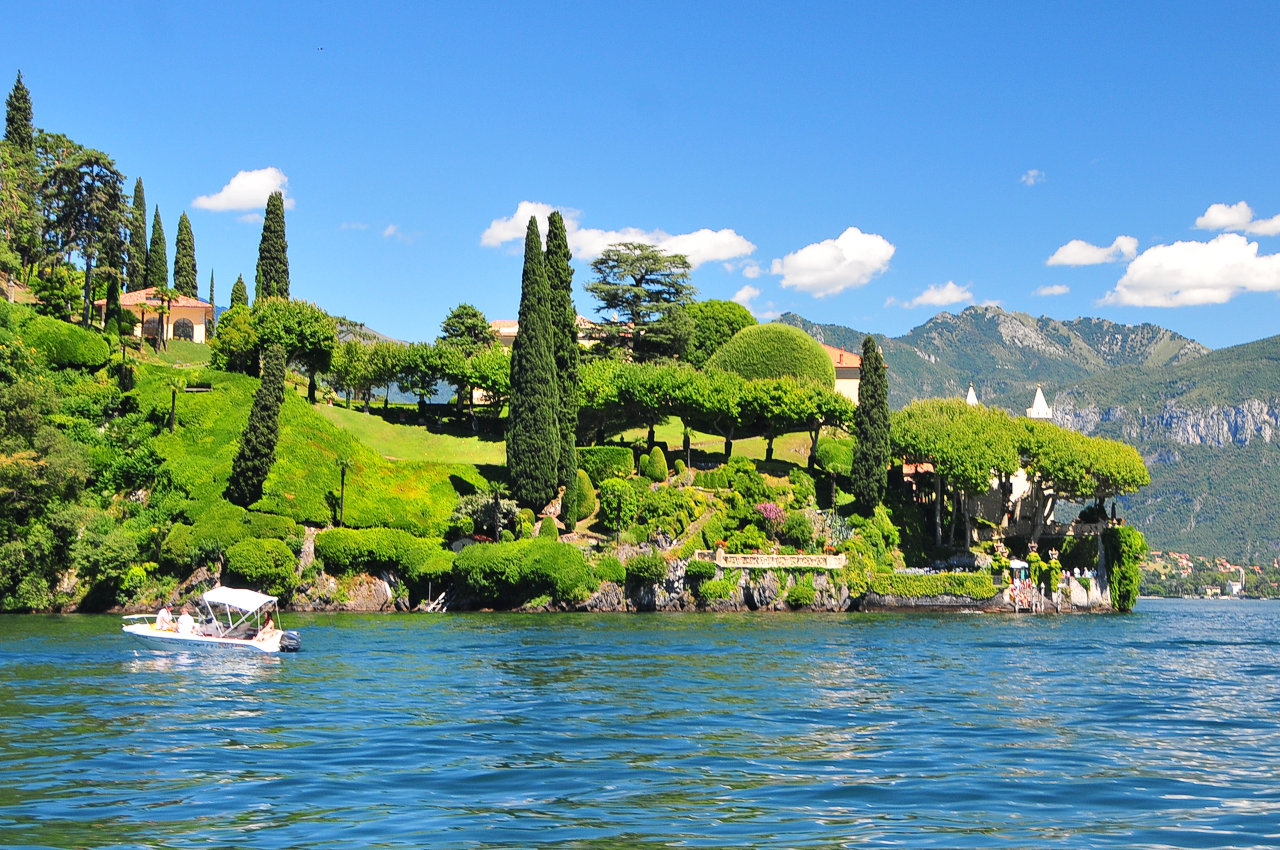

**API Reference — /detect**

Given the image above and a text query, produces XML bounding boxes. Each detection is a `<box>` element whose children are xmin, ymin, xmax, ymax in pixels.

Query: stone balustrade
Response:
<box><xmin>693</xmin><ymin>549</ymin><xmax>847</xmax><ymax>571</ymax></box>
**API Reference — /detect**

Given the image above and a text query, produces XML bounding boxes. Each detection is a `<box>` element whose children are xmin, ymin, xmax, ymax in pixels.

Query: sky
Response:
<box><xmin>5</xmin><ymin>1</ymin><xmax>1280</xmax><ymax>350</ymax></box>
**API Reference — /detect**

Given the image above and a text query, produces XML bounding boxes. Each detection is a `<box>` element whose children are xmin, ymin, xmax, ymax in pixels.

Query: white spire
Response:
<box><xmin>1027</xmin><ymin>385</ymin><xmax>1052</xmax><ymax>419</ymax></box>
<box><xmin>966</xmin><ymin>383</ymin><xmax>978</xmax><ymax>406</ymax></box>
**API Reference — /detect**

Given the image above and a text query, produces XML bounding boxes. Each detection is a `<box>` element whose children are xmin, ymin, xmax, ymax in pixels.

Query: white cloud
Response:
<box><xmin>1021</xmin><ymin>169</ymin><xmax>1045</xmax><ymax>186</ymax></box>
<box><xmin>886</xmin><ymin>281</ymin><xmax>974</xmax><ymax>309</ymax></box>
<box><xmin>731</xmin><ymin>284</ymin><xmax>779</xmax><ymax>319</ymax></box>
<box><xmin>481</xmin><ymin>201</ymin><xmax>755</xmax><ymax>268</ymax></box>
<box><xmin>1102</xmin><ymin>233</ymin><xmax>1280</xmax><ymax>307</ymax></box>
<box><xmin>237</xmin><ymin>213</ymin><xmax>262</xmax><ymax>225</ymax></box>
<box><xmin>1195</xmin><ymin>201</ymin><xmax>1280</xmax><ymax>237</ymax></box>
<box><xmin>741</xmin><ymin>262</ymin><xmax>762</xmax><ymax>279</ymax></box>
<box><xmin>193</xmin><ymin>167</ymin><xmax>295</xmax><ymax>212</ymax></box>
<box><xmin>770</xmin><ymin>226</ymin><xmax>895</xmax><ymax>297</ymax></box>
<box><xmin>382</xmin><ymin>224</ymin><xmax>399</xmax><ymax>238</ymax></box>
<box><xmin>340</xmin><ymin>221</ymin><xmax>369</xmax><ymax>230</ymax></box>
<box><xmin>1046</xmin><ymin>235</ymin><xmax>1138</xmax><ymax>266</ymax></box>
<box><xmin>1035</xmin><ymin>284</ymin><xmax>1070</xmax><ymax>296</ymax></box>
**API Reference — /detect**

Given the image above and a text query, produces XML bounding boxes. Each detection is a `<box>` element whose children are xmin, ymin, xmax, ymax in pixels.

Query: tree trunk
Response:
<box><xmin>683</xmin><ymin>431</ymin><xmax>691</xmax><ymax>467</ymax></box>
<box><xmin>81</xmin><ymin>259</ymin><xmax>94</xmax><ymax>326</ymax></box>
<box><xmin>647</xmin><ymin>424</ymin><xmax>655</xmax><ymax>448</ymax></box>
<box><xmin>383</xmin><ymin>384</ymin><xmax>390</xmax><ymax>411</ymax></box>
<box><xmin>934</xmin><ymin>473</ymin><xmax>943</xmax><ymax>549</ymax></box>
<box><xmin>808</xmin><ymin>428</ymin><xmax>819</xmax><ymax>471</ymax></box>
<box><xmin>307</xmin><ymin>371</ymin><xmax>317</xmax><ymax>404</ymax></box>
<box><xmin>169</xmin><ymin>388</ymin><xmax>176</xmax><ymax>432</ymax></box>
<box><xmin>765</xmin><ymin>436</ymin><xmax>775</xmax><ymax>462</ymax></box>
<box><xmin>949</xmin><ymin>483</ymin><xmax>960</xmax><ymax>546</ymax></box>
<box><xmin>723</xmin><ymin>437</ymin><xmax>733</xmax><ymax>459</ymax></box>
<box><xmin>339</xmin><ymin>467</ymin><xmax>346</xmax><ymax>527</ymax></box>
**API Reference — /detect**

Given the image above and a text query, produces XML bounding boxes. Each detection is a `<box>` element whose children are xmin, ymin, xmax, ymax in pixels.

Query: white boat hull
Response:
<box><xmin>122</xmin><ymin>622</ymin><xmax>282</xmax><ymax>653</ymax></box>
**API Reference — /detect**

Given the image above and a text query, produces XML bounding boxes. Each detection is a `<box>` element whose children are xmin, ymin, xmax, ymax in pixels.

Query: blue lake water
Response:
<box><xmin>2</xmin><ymin>599</ymin><xmax>1279</xmax><ymax>849</ymax></box>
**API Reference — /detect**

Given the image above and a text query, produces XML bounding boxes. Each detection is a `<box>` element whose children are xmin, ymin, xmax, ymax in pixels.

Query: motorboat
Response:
<box><xmin>122</xmin><ymin>586</ymin><xmax>301</xmax><ymax>653</ymax></box>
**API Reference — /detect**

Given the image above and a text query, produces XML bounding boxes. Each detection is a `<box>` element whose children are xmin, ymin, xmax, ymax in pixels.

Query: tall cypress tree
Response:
<box><xmin>172</xmin><ymin>211</ymin><xmax>197</xmax><ymax>297</ymax></box>
<box><xmin>545</xmin><ymin>211</ymin><xmax>580</xmax><ymax>526</ymax></box>
<box><xmin>849</xmin><ymin>335</ymin><xmax>890</xmax><ymax>516</ymax></box>
<box><xmin>230</xmin><ymin>274</ymin><xmax>248</xmax><ymax>308</ymax></box>
<box><xmin>255</xmin><ymin>191</ymin><xmax>290</xmax><ymax>300</ymax></box>
<box><xmin>145</xmin><ymin>207</ymin><xmax>167</xmax><ymax>291</ymax></box>
<box><xmin>4</xmin><ymin>71</ymin><xmax>34</xmax><ymax>152</ymax></box>
<box><xmin>127</xmin><ymin>179</ymin><xmax>147</xmax><ymax>291</ymax></box>
<box><xmin>104</xmin><ymin>276</ymin><xmax>121</xmax><ymax>328</ymax></box>
<box><xmin>207</xmin><ymin>271</ymin><xmax>217</xmax><ymax>336</ymax></box>
<box><xmin>226</xmin><ymin>343</ymin><xmax>287</xmax><ymax>507</ymax></box>
<box><xmin>507</xmin><ymin>217</ymin><xmax>560</xmax><ymax>509</ymax></box>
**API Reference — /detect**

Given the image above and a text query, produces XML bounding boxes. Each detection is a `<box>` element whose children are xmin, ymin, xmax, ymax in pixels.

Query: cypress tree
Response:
<box><xmin>226</xmin><ymin>343</ymin><xmax>287</xmax><ymax>507</ymax></box>
<box><xmin>230</xmin><ymin>274</ymin><xmax>248</xmax><ymax>308</ymax></box>
<box><xmin>545</xmin><ymin>211</ymin><xmax>580</xmax><ymax>526</ymax></box>
<box><xmin>506</xmin><ymin>217</ymin><xmax>560</xmax><ymax>509</ymax></box>
<box><xmin>104</xmin><ymin>276</ymin><xmax>121</xmax><ymax>327</ymax></box>
<box><xmin>255</xmin><ymin>191</ymin><xmax>290</xmax><ymax>300</ymax></box>
<box><xmin>849</xmin><ymin>335</ymin><xmax>890</xmax><ymax>515</ymax></box>
<box><xmin>173</xmin><ymin>211</ymin><xmax>197</xmax><ymax>297</ymax></box>
<box><xmin>4</xmin><ymin>71</ymin><xmax>33</xmax><ymax>152</ymax></box>
<box><xmin>207</xmin><ymin>271</ymin><xmax>217</xmax><ymax>336</ymax></box>
<box><xmin>127</xmin><ymin>179</ymin><xmax>147</xmax><ymax>292</ymax></box>
<box><xmin>145</xmin><ymin>207</ymin><xmax>167</xmax><ymax>291</ymax></box>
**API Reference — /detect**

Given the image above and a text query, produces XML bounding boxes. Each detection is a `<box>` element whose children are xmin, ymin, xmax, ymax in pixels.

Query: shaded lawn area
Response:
<box><xmin>134</xmin><ymin>338</ymin><xmax>211</xmax><ymax>367</ymax></box>
<box><xmin>619</xmin><ymin>420</ymin><xmax>817</xmax><ymax>471</ymax></box>
<box><xmin>141</xmin><ymin>366</ymin><xmax>489</xmax><ymax>537</ymax></box>
<box><xmin>314</xmin><ymin>403</ymin><xmax>508</xmax><ymax>466</ymax></box>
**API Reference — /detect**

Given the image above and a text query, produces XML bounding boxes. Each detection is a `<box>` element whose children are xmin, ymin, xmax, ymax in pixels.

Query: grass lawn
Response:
<box><xmin>315</xmin><ymin>403</ymin><xmax>508</xmax><ymax>466</ymax></box>
<box><xmin>620</xmin><ymin>420</ymin><xmax>815</xmax><ymax>470</ymax></box>
<box><xmin>140</xmin><ymin>365</ymin><xmax>489</xmax><ymax>536</ymax></box>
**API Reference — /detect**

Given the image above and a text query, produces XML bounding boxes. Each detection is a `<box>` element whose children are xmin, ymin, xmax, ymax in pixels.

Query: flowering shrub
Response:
<box><xmin>755</xmin><ymin>502</ymin><xmax>785</xmax><ymax>536</ymax></box>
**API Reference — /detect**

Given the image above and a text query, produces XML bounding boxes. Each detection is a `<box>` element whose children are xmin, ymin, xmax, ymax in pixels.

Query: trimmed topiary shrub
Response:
<box><xmin>223</xmin><ymin>537</ymin><xmax>298</xmax><ymax>598</ymax></box>
<box><xmin>785</xmin><ymin>575</ymin><xmax>816</xmax><ymax>608</ymax></box>
<box><xmin>685</xmin><ymin>558</ymin><xmax>716</xmax><ymax>581</ymax></box>
<box><xmin>573</xmin><ymin>468</ymin><xmax>595</xmax><ymax>522</ymax></box>
<box><xmin>245</xmin><ymin>512</ymin><xmax>297</xmax><ymax>540</ymax></box>
<box><xmin>594</xmin><ymin>555</ymin><xmax>625</xmax><ymax>583</ymax></box>
<box><xmin>1104</xmin><ymin>525</ymin><xmax>1147</xmax><ymax>612</ymax></box>
<box><xmin>577</xmin><ymin>446</ymin><xmax>634</xmax><ymax>483</ymax></box>
<box><xmin>313</xmin><ymin>527</ymin><xmax>453</xmax><ymax>582</ymax></box>
<box><xmin>24</xmin><ymin>316</ymin><xmax>110</xmax><ymax>369</ymax></box>
<box><xmin>706</xmin><ymin>322</ymin><xmax>835</xmax><ymax>387</ymax></box>
<box><xmin>644</xmin><ymin>446</ymin><xmax>668</xmax><ymax>482</ymax></box>
<box><xmin>625</xmin><ymin>553</ymin><xmax>667</xmax><ymax>585</ymax></box>
<box><xmin>539</xmin><ymin>517</ymin><xmax>559</xmax><ymax>539</ymax></box>
<box><xmin>696</xmin><ymin>577</ymin><xmax>735</xmax><ymax>601</ymax></box>
<box><xmin>868</xmin><ymin>572</ymin><xmax>998</xmax><ymax>600</ymax></box>
<box><xmin>454</xmin><ymin>539</ymin><xmax>595</xmax><ymax>607</ymax></box>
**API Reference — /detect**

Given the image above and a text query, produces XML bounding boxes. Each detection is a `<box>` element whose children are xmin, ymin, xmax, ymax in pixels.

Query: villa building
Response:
<box><xmin>820</xmin><ymin>343</ymin><xmax>862</xmax><ymax>404</ymax></box>
<box><xmin>95</xmin><ymin>287</ymin><xmax>215</xmax><ymax>344</ymax></box>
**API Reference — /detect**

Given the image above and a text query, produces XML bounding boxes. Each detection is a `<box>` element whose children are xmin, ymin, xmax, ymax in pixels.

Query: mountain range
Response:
<box><xmin>781</xmin><ymin>306</ymin><xmax>1280</xmax><ymax>565</ymax></box>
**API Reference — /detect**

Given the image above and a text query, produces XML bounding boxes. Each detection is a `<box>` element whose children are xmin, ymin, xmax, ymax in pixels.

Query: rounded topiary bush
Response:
<box><xmin>24</xmin><ymin>316</ymin><xmax>110</xmax><ymax>369</ymax></box>
<box><xmin>539</xmin><ymin>517</ymin><xmax>559</xmax><ymax>539</ymax></box>
<box><xmin>645</xmin><ymin>446</ymin><xmax>668</xmax><ymax>482</ymax></box>
<box><xmin>454</xmin><ymin>539</ymin><xmax>595</xmax><ymax>607</ymax></box>
<box><xmin>223</xmin><ymin>537</ymin><xmax>298</xmax><ymax>597</ymax></box>
<box><xmin>706</xmin><ymin>322</ymin><xmax>835</xmax><ymax>387</ymax></box>
<box><xmin>594</xmin><ymin>555</ymin><xmax>625</xmax><ymax>583</ymax></box>
<box><xmin>573</xmin><ymin>469</ymin><xmax>596</xmax><ymax>522</ymax></box>
<box><xmin>577</xmin><ymin>446</ymin><xmax>634</xmax><ymax>483</ymax></box>
<box><xmin>625</xmin><ymin>553</ymin><xmax>668</xmax><ymax>585</ymax></box>
<box><xmin>685</xmin><ymin>558</ymin><xmax>717</xmax><ymax>581</ymax></box>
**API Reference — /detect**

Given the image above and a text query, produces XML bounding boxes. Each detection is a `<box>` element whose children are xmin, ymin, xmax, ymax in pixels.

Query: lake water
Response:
<box><xmin>2</xmin><ymin>599</ymin><xmax>1278</xmax><ymax>849</ymax></box>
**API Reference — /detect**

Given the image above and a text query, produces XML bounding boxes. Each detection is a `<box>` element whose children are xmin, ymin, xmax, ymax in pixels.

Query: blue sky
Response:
<box><xmin>6</xmin><ymin>1</ymin><xmax>1280</xmax><ymax>349</ymax></box>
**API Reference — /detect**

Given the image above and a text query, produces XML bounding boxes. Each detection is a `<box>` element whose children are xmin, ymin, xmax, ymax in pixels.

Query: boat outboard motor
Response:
<box><xmin>279</xmin><ymin>630</ymin><xmax>302</xmax><ymax>652</ymax></box>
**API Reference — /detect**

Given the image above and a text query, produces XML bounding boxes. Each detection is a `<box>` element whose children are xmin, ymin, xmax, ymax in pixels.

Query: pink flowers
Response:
<box><xmin>755</xmin><ymin>502</ymin><xmax>784</xmax><ymax>535</ymax></box>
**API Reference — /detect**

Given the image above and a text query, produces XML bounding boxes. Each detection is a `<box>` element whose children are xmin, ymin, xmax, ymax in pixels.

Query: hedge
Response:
<box><xmin>625</xmin><ymin>553</ymin><xmax>668</xmax><ymax>585</ymax></box>
<box><xmin>785</xmin><ymin>575</ymin><xmax>816</xmax><ymax>608</ymax></box>
<box><xmin>640</xmin><ymin>446</ymin><xmax>668</xmax><ymax>482</ymax></box>
<box><xmin>313</xmin><ymin>527</ymin><xmax>453</xmax><ymax>581</ymax></box>
<box><xmin>685</xmin><ymin>559</ymin><xmax>717</xmax><ymax>581</ymax></box>
<box><xmin>573</xmin><ymin>468</ymin><xmax>596</xmax><ymax>522</ymax></box>
<box><xmin>705</xmin><ymin>323</ymin><xmax>835</xmax><ymax>387</ymax></box>
<box><xmin>223</xmin><ymin>537</ymin><xmax>298</xmax><ymax>597</ymax></box>
<box><xmin>246</xmin><ymin>512</ymin><xmax>298</xmax><ymax>540</ymax></box>
<box><xmin>868</xmin><ymin>572</ymin><xmax>998</xmax><ymax>600</ymax></box>
<box><xmin>538</xmin><ymin>517</ymin><xmax>559</xmax><ymax>539</ymax></box>
<box><xmin>593</xmin><ymin>555</ymin><xmax>625</xmax><ymax>584</ymax></box>
<box><xmin>696</xmin><ymin>577</ymin><xmax>735</xmax><ymax>601</ymax></box>
<box><xmin>577</xmin><ymin>446</ymin><xmax>634</xmax><ymax>483</ymax></box>
<box><xmin>24</xmin><ymin>316</ymin><xmax>110</xmax><ymax>369</ymax></box>
<box><xmin>453</xmin><ymin>539</ymin><xmax>595</xmax><ymax>607</ymax></box>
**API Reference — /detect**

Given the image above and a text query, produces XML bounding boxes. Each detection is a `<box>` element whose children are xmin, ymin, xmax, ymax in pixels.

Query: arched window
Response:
<box><xmin>173</xmin><ymin>318</ymin><xmax>195</xmax><ymax>341</ymax></box>
<box><xmin>142</xmin><ymin>317</ymin><xmax>160</xmax><ymax>339</ymax></box>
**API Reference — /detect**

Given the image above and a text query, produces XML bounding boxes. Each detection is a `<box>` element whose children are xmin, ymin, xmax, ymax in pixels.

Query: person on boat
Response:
<box><xmin>255</xmin><ymin>614</ymin><xmax>279</xmax><ymax>642</ymax></box>
<box><xmin>176</xmin><ymin>605</ymin><xmax>196</xmax><ymax>635</ymax></box>
<box><xmin>155</xmin><ymin>604</ymin><xmax>174</xmax><ymax>631</ymax></box>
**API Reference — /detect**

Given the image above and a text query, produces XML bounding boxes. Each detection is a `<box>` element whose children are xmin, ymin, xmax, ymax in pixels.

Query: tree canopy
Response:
<box><xmin>706</xmin><ymin>322</ymin><xmax>835</xmax><ymax>387</ymax></box>
<box><xmin>172</xmin><ymin>211</ymin><xmax>197</xmax><ymax>297</ymax></box>
<box><xmin>255</xmin><ymin>191</ymin><xmax>290</xmax><ymax>300</ymax></box>
<box><xmin>685</xmin><ymin>299</ymin><xmax>757</xmax><ymax>368</ymax></box>
<box><xmin>586</xmin><ymin>242</ymin><xmax>695</xmax><ymax>361</ymax></box>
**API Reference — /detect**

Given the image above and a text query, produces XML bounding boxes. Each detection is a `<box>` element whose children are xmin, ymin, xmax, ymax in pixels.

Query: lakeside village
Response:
<box><xmin>0</xmin><ymin>69</ymin><xmax>1172</xmax><ymax>617</ymax></box>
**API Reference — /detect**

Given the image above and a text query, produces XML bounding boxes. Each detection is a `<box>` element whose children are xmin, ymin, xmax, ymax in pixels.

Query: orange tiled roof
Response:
<box><xmin>820</xmin><ymin>342</ymin><xmax>861</xmax><ymax>369</ymax></box>
<box><xmin>93</xmin><ymin>287</ymin><xmax>211</xmax><ymax>309</ymax></box>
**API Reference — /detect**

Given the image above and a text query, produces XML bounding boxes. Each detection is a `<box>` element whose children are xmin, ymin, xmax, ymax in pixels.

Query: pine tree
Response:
<box><xmin>230</xmin><ymin>274</ymin><xmax>248</xmax><ymax>308</ymax></box>
<box><xmin>506</xmin><ymin>217</ymin><xmax>560</xmax><ymax>509</ymax></box>
<box><xmin>226</xmin><ymin>343</ymin><xmax>287</xmax><ymax>507</ymax></box>
<box><xmin>4</xmin><ymin>71</ymin><xmax>34</xmax><ymax>152</ymax></box>
<box><xmin>145</xmin><ymin>207</ymin><xmax>167</xmax><ymax>291</ymax></box>
<box><xmin>172</xmin><ymin>211</ymin><xmax>197</xmax><ymax>297</ymax></box>
<box><xmin>545</xmin><ymin>210</ymin><xmax>580</xmax><ymax>526</ymax></box>
<box><xmin>127</xmin><ymin>179</ymin><xmax>147</xmax><ymax>291</ymax></box>
<box><xmin>255</xmin><ymin>191</ymin><xmax>290</xmax><ymax>300</ymax></box>
<box><xmin>849</xmin><ymin>335</ymin><xmax>890</xmax><ymax>515</ymax></box>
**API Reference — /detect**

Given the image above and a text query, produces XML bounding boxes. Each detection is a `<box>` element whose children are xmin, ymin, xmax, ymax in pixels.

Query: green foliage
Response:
<box><xmin>225</xmin><ymin>343</ymin><xmax>286</xmax><ymax>507</ymax></box>
<box><xmin>24</xmin><ymin>316</ymin><xmax>108</xmax><ymax>368</ymax></box>
<box><xmin>145</xmin><ymin>207</ymin><xmax>167</xmax><ymax>291</ymax></box>
<box><xmin>706</xmin><ymin>322</ymin><xmax>835</xmax><ymax>387</ymax></box>
<box><xmin>127</xmin><ymin>178</ymin><xmax>147</xmax><ymax>292</ymax></box>
<box><xmin>587</xmin><ymin>242</ymin><xmax>695</xmax><ymax>361</ymax></box>
<box><xmin>5</xmin><ymin>71</ymin><xmax>34</xmax><ymax>151</ymax></box>
<box><xmin>223</xmin><ymin>537</ymin><xmax>298</xmax><ymax>598</ymax></box>
<box><xmin>255</xmin><ymin>192</ymin><xmax>290</xmax><ymax>300</ymax></box>
<box><xmin>578</xmin><ymin>446</ymin><xmax>634</xmax><ymax>483</ymax></box>
<box><xmin>696</xmin><ymin>577</ymin><xmax>735</xmax><ymax>601</ymax></box>
<box><xmin>507</xmin><ymin>217</ymin><xmax>560</xmax><ymax>508</ymax></box>
<box><xmin>781</xmin><ymin>511</ymin><xmax>814</xmax><ymax>549</ymax></box>
<box><xmin>230</xmin><ymin>275</ymin><xmax>248</xmax><ymax>309</ymax></box>
<box><xmin>208</xmin><ymin>305</ymin><xmax>258</xmax><ymax>374</ymax></box>
<box><xmin>313</xmin><ymin>527</ymin><xmax>453</xmax><ymax>582</ymax></box>
<box><xmin>593</xmin><ymin>555</ymin><xmax>625</xmax><ymax>584</ymax></box>
<box><xmin>454</xmin><ymin>539</ymin><xmax>595</xmax><ymax>607</ymax></box>
<box><xmin>245</xmin><ymin>512</ymin><xmax>297</xmax><ymax>540</ymax></box>
<box><xmin>785</xmin><ymin>574</ymin><xmax>816</xmax><ymax>608</ymax></box>
<box><xmin>685</xmin><ymin>558</ymin><xmax>717</xmax><ymax>581</ymax></box>
<box><xmin>850</xmin><ymin>335</ymin><xmax>889</xmax><ymax>514</ymax></box>
<box><xmin>725</xmin><ymin>523</ymin><xmax>768</xmax><ymax>554</ymax></box>
<box><xmin>572</xmin><ymin>468</ymin><xmax>596</xmax><ymax>523</ymax></box>
<box><xmin>598</xmin><ymin>477</ymin><xmax>639</xmax><ymax>534</ymax></box>
<box><xmin>789</xmin><ymin>468</ymin><xmax>816</xmax><ymax>506</ymax></box>
<box><xmin>869</xmin><ymin>572</ymin><xmax>999</xmax><ymax>600</ymax></box>
<box><xmin>814</xmin><ymin>435</ymin><xmax>854</xmax><ymax>473</ymax></box>
<box><xmin>1104</xmin><ymin>525</ymin><xmax>1147</xmax><ymax>612</ymax></box>
<box><xmin>685</xmin><ymin>299</ymin><xmax>757</xmax><ymax>368</ymax></box>
<box><xmin>172</xmin><ymin>212</ymin><xmax>197</xmax><ymax>297</ymax></box>
<box><xmin>546</xmin><ymin>211</ymin><xmax>581</xmax><ymax>524</ymax></box>
<box><xmin>538</xmin><ymin>517</ymin><xmax>559</xmax><ymax>539</ymax></box>
<box><xmin>625</xmin><ymin>553</ymin><xmax>667</xmax><ymax>585</ymax></box>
